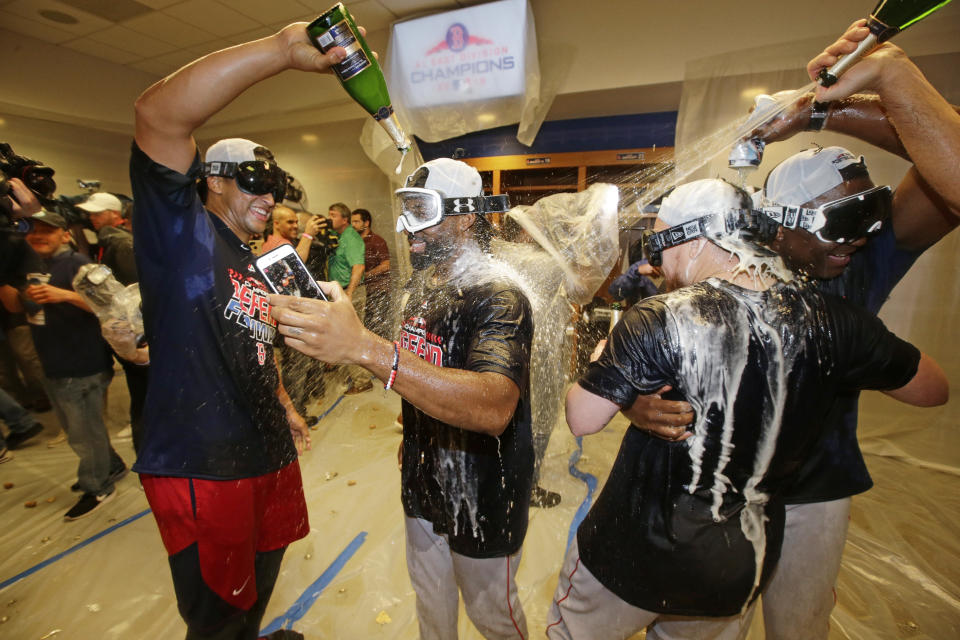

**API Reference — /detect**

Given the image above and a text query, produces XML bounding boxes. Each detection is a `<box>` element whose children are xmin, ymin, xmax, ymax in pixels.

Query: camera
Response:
<box><xmin>0</xmin><ymin>143</ymin><xmax>57</xmax><ymax>222</ymax></box>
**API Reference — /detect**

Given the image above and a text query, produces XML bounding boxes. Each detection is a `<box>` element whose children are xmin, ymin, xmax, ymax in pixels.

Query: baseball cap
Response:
<box><xmin>29</xmin><ymin>208</ymin><xmax>68</xmax><ymax>229</ymax></box>
<box><xmin>404</xmin><ymin>158</ymin><xmax>483</xmax><ymax>198</ymax></box>
<box><xmin>76</xmin><ymin>192</ymin><xmax>122</xmax><ymax>213</ymax></box>
<box><xmin>763</xmin><ymin>146</ymin><xmax>870</xmax><ymax>206</ymax></box>
<box><xmin>204</xmin><ymin>138</ymin><xmax>276</xmax><ymax>165</ymax></box>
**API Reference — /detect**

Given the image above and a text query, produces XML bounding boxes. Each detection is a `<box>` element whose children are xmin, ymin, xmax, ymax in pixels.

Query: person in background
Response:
<box><xmin>1</xmin><ymin>209</ymin><xmax>126</xmax><ymax>520</ymax></box>
<box><xmin>607</xmin><ymin>256</ymin><xmax>659</xmax><ymax>307</ymax></box>
<box><xmin>351</xmin><ymin>208</ymin><xmax>393</xmax><ymax>340</ymax></box>
<box><xmin>0</xmin><ymin>385</ymin><xmax>44</xmax><ymax>462</ymax></box>
<box><xmin>262</xmin><ymin>205</ymin><xmax>326</xmax><ymax>422</ymax></box>
<box><xmin>327</xmin><ymin>201</ymin><xmax>370</xmax><ymax>394</ymax></box>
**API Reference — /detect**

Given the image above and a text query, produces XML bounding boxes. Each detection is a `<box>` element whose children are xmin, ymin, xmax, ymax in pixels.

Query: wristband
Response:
<box><xmin>301</xmin><ymin>233</ymin><xmax>314</xmax><ymax>240</ymax></box>
<box><xmin>807</xmin><ymin>100</ymin><xmax>831</xmax><ymax>131</ymax></box>
<box><xmin>384</xmin><ymin>341</ymin><xmax>400</xmax><ymax>390</ymax></box>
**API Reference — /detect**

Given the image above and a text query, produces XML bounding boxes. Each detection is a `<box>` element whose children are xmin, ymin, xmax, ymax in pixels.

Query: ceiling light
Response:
<box><xmin>301</xmin><ymin>133</ymin><xmax>318</xmax><ymax>143</ymax></box>
<box><xmin>38</xmin><ymin>9</ymin><xmax>80</xmax><ymax>25</ymax></box>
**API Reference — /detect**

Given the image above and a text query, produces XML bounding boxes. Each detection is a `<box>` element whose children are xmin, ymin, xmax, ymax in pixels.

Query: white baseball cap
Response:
<box><xmin>204</xmin><ymin>138</ymin><xmax>275</xmax><ymax>164</ymax></box>
<box><xmin>76</xmin><ymin>192</ymin><xmax>122</xmax><ymax>213</ymax></box>
<box><xmin>763</xmin><ymin>146</ymin><xmax>869</xmax><ymax>206</ymax></box>
<box><xmin>404</xmin><ymin>158</ymin><xmax>483</xmax><ymax>198</ymax></box>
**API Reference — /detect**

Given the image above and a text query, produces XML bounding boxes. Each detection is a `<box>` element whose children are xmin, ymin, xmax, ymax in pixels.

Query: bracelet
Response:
<box><xmin>806</xmin><ymin>100</ymin><xmax>831</xmax><ymax>131</ymax></box>
<box><xmin>301</xmin><ymin>233</ymin><xmax>314</xmax><ymax>240</ymax></box>
<box><xmin>384</xmin><ymin>341</ymin><xmax>400</xmax><ymax>390</ymax></box>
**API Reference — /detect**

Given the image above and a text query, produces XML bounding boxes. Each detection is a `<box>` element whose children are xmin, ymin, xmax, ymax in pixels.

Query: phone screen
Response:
<box><xmin>255</xmin><ymin>245</ymin><xmax>328</xmax><ymax>301</ymax></box>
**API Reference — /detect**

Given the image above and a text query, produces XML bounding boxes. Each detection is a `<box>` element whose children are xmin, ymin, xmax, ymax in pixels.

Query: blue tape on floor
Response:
<box><xmin>566</xmin><ymin>436</ymin><xmax>598</xmax><ymax>553</ymax></box>
<box><xmin>0</xmin><ymin>508</ymin><xmax>151</xmax><ymax>592</ymax></box>
<box><xmin>315</xmin><ymin>394</ymin><xmax>345</xmax><ymax>423</ymax></box>
<box><xmin>261</xmin><ymin>531</ymin><xmax>368</xmax><ymax>634</ymax></box>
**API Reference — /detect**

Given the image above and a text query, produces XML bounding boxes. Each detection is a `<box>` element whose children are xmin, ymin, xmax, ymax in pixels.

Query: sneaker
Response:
<box><xmin>6</xmin><ymin>423</ymin><xmax>44</xmax><ymax>450</ymax></box>
<box><xmin>71</xmin><ymin>464</ymin><xmax>128</xmax><ymax>492</ymax></box>
<box><xmin>64</xmin><ymin>488</ymin><xmax>115</xmax><ymax>521</ymax></box>
<box><xmin>47</xmin><ymin>432</ymin><xmax>67</xmax><ymax>448</ymax></box>
<box><xmin>0</xmin><ymin>447</ymin><xmax>12</xmax><ymax>464</ymax></box>
<box><xmin>530</xmin><ymin>485</ymin><xmax>562</xmax><ymax>509</ymax></box>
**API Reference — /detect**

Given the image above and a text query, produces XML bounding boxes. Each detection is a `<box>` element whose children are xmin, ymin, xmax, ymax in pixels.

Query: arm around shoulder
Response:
<box><xmin>883</xmin><ymin>352</ymin><xmax>948</xmax><ymax>407</ymax></box>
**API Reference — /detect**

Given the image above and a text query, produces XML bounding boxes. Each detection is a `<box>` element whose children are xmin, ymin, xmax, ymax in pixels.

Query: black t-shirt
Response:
<box><xmin>784</xmin><ymin>225</ymin><xmax>922</xmax><ymax>503</ymax></box>
<box><xmin>129</xmin><ymin>142</ymin><xmax>295</xmax><ymax>479</ymax></box>
<box><xmin>576</xmin><ymin>280</ymin><xmax>919</xmax><ymax>616</ymax></box>
<box><xmin>29</xmin><ymin>249</ymin><xmax>113</xmax><ymax>379</ymax></box>
<box><xmin>399</xmin><ymin>272</ymin><xmax>535</xmax><ymax>558</ymax></box>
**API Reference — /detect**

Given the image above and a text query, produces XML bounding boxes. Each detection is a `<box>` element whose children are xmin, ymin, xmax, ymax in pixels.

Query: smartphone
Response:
<box><xmin>255</xmin><ymin>244</ymin><xmax>328</xmax><ymax>300</ymax></box>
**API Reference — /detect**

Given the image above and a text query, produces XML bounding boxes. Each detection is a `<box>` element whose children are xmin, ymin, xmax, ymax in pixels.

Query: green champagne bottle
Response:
<box><xmin>818</xmin><ymin>0</ymin><xmax>954</xmax><ymax>86</ymax></box>
<box><xmin>307</xmin><ymin>3</ymin><xmax>411</xmax><ymax>152</ymax></box>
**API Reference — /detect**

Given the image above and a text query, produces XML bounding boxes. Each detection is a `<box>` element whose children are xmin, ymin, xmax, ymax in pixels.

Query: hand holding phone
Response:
<box><xmin>255</xmin><ymin>244</ymin><xmax>328</xmax><ymax>300</ymax></box>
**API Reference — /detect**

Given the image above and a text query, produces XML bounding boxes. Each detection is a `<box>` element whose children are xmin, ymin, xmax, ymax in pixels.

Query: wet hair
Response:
<box><xmin>352</xmin><ymin>208</ymin><xmax>372</xmax><ymax>229</ymax></box>
<box><xmin>328</xmin><ymin>202</ymin><xmax>351</xmax><ymax>219</ymax></box>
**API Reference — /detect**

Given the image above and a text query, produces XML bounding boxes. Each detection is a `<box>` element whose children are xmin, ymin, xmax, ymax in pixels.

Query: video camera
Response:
<box><xmin>0</xmin><ymin>142</ymin><xmax>57</xmax><ymax>224</ymax></box>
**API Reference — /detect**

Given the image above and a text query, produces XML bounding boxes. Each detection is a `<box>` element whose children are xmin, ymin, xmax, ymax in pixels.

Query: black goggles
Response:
<box><xmin>760</xmin><ymin>185</ymin><xmax>891</xmax><ymax>244</ymax></box>
<box><xmin>641</xmin><ymin>209</ymin><xmax>754</xmax><ymax>267</ymax></box>
<box><xmin>203</xmin><ymin>160</ymin><xmax>288</xmax><ymax>203</ymax></box>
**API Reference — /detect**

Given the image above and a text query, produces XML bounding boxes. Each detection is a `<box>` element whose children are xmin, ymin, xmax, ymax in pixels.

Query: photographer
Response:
<box><xmin>1</xmin><ymin>144</ymin><xmax>49</xmax><ymax>286</ymax></box>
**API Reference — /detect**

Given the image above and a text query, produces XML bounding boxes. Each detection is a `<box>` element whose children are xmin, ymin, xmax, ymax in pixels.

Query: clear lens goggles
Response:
<box><xmin>394</xmin><ymin>187</ymin><xmax>511</xmax><ymax>233</ymax></box>
<box><xmin>761</xmin><ymin>185</ymin><xmax>891</xmax><ymax>244</ymax></box>
<box><xmin>642</xmin><ymin>209</ymin><xmax>753</xmax><ymax>267</ymax></box>
<box><xmin>203</xmin><ymin>160</ymin><xmax>288</xmax><ymax>203</ymax></box>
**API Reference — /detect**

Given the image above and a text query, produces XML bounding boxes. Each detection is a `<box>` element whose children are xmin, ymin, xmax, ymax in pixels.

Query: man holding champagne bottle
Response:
<box><xmin>130</xmin><ymin>21</ymin><xmax>354</xmax><ymax>640</ymax></box>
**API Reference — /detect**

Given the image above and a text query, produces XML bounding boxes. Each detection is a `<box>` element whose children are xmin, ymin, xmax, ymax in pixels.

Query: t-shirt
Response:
<box><xmin>29</xmin><ymin>248</ymin><xmax>112</xmax><ymax>379</ymax></box>
<box><xmin>783</xmin><ymin>225</ymin><xmax>922</xmax><ymax>503</ymax></box>
<box><xmin>96</xmin><ymin>225</ymin><xmax>138</xmax><ymax>286</ymax></box>
<box><xmin>328</xmin><ymin>226</ymin><xmax>365</xmax><ymax>289</ymax></box>
<box><xmin>129</xmin><ymin>142</ymin><xmax>295</xmax><ymax>480</ymax></box>
<box><xmin>398</xmin><ymin>272</ymin><xmax>535</xmax><ymax>558</ymax></box>
<box><xmin>362</xmin><ymin>232</ymin><xmax>391</xmax><ymax>295</ymax></box>
<box><xmin>576</xmin><ymin>280</ymin><xmax>919</xmax><ymax>616</ymax></box>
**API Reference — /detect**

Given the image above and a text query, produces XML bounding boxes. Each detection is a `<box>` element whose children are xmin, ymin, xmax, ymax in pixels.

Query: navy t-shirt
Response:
<box><xmin>783</xmin><ymin>225</ymin><xmax>922</xmax><ymax>503</ymax></box>
<box><xmin>576</xmin><ymin>280</ymin><xmax>919</xmax><ymax>616</ymax></box>
<box><xmin>30</xmin><ymin>249</ymin><xmax>112</xmax><ymax>379</ymax></box>
<box><xmin>399</xmin><ymin>272</ymin><xmax>535</xmax><ymax>558</ymax></box>
<box><xmin>129</xmin><ymin>142</ymin><xmax>295</xmax><ymax>479</ymax></box>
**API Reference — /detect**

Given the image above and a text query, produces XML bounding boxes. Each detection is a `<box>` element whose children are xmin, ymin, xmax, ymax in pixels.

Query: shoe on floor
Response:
<box><xmin>71</xmin><ymin>464</ymin><xmax>128</xmax><ymax>492</ymax></box>
<box><xmin>0</xmin><ymin>447</ymin><xmax>12</xmax><ymax>464</ymax></box>
<box><xmin>259</xmin><ymin>630</ymin><xmax>305</xmax><ymax>639</ymax></box>
<box><xmin>64</xmin><ymin>488</ymin><xmax>115</xmax><ymax>521</ymax></box>
<box><xmin>530</xmin><ymin>484</ymin><xmax>562</xmax><ymax>509</ymax></box>
<box><xmin>47</xmin><ymin>432</ymin><xmax>67</xmax><ymax>448</ymax></box>
<box><xmin>6</xmin><ymin>423</ymin><xmax>43</xmax><ymax>449</ymax></box>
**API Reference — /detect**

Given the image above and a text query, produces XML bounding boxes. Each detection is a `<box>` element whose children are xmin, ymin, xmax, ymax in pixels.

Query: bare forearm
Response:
<box><xmin>367</xmin><ymin>260</ymin><xmax>391</xmax><ymax>277</ymax></box>
<box><xmin>296</xmin><ymin>236</ymin><xmax>313</xmax><ymax>262</ymax></box>
<box><xmin>345</xmin><ymin>265</ymin><xmax>364</xmax><ymax>296</ymax></box>
<box><xmin>823</xmin><ymin>94</ymin><xmax>908</xmax><ymax>159</ymax></box>
<box><xmin>875</xmin><ymin>61</ymin><xmax>960</xmax><ymax>212</ymax></box>
<box><xmin>0</xmin><ymin>286</ymin><xmax>22</xmax><ymax>312</ymax></box>
<box><xmin>354</xmin><ymin>332</ymin><xmax>519</xmax><ymax>436</ymax></box>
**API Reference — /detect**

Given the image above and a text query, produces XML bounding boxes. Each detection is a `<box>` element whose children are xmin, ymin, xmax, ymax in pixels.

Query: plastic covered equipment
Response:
<box><xmin>72</xmin><ymin>263</ymin><xmax>145</xmax><ymax>360</ymax></box>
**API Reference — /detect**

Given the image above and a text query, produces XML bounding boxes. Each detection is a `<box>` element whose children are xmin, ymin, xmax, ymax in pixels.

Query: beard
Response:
<box><xmin>409</xmin><ymin>234</ymin><xmax>456</xmax><ymax>270</ymax></box>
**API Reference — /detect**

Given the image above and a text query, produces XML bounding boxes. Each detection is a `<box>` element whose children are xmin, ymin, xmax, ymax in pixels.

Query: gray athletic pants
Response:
<box><xmin>404</xmin><ymin>516</ymin><xmax>528</xmax><ymax>640</ymax></box>
<box><xmin>761</xmin><ymin>497</ymin><xmax>851</xmax><ymax>640</ymax></box>
<box><xmin>547</xmin><ymin>538</ymin><xmax>755</xmax><ymax>640</ymax></box>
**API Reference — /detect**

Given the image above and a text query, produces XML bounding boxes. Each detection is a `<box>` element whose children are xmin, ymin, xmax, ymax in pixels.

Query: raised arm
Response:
<box><xmin>133</xmin><ymin>24</ymin><xmax>347</xmax><ymax>173</ymax></box>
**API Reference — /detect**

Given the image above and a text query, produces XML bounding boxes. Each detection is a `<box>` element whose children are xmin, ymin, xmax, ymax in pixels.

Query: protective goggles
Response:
<box><xmin>203</xmin><ymin>160</ymin><xmax>288</xmax><ymax>203</ymax></box>
<box><xmin>394</xmin><ymin>187</ymin><xmax>511</xmax><ymax>233</ymax></box>
<box><xmin>759</xmin><ymin>185</ymin><xmax>891</xmax><ymax>244</ymax></box>
<box><xmin>642</xmin><ymin>209</ymin><xmax>754</xmax><ymax>267</ymax></box>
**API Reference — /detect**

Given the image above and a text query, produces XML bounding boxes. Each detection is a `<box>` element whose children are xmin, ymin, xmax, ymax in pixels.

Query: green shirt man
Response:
<box><xmin>326</xmin><ymin>203</ymin><xmax>365</xmax><ymax>295</ymax></box>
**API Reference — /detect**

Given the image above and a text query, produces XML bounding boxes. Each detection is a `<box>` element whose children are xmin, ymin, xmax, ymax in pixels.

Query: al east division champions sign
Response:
<box><xmin>390</xmin><ymin>0</ymin><xmax>527</xmax><ymax>109</ymax></box>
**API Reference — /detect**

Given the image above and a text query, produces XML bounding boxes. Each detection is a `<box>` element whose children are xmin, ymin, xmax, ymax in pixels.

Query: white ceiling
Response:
<box><xmin>1</xmin><ymin>0</ymin><xmax>958</xmax><ymax>139</ymax></box>
<box><xmin>0</xmin><ymin>0</ymin><xmax>480</xmax><ymax>76</ymax></box>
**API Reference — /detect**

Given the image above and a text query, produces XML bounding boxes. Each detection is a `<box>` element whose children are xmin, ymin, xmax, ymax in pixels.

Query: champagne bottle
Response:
<box><xmin>818</xmin><ymin>0</ymin><xmax>954</xmax><ymax>86</ymax></box>
<box><xmin>307</xmin><ymin>3</ymin><xmax>411</xmax><ymax>152</ymax></box>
